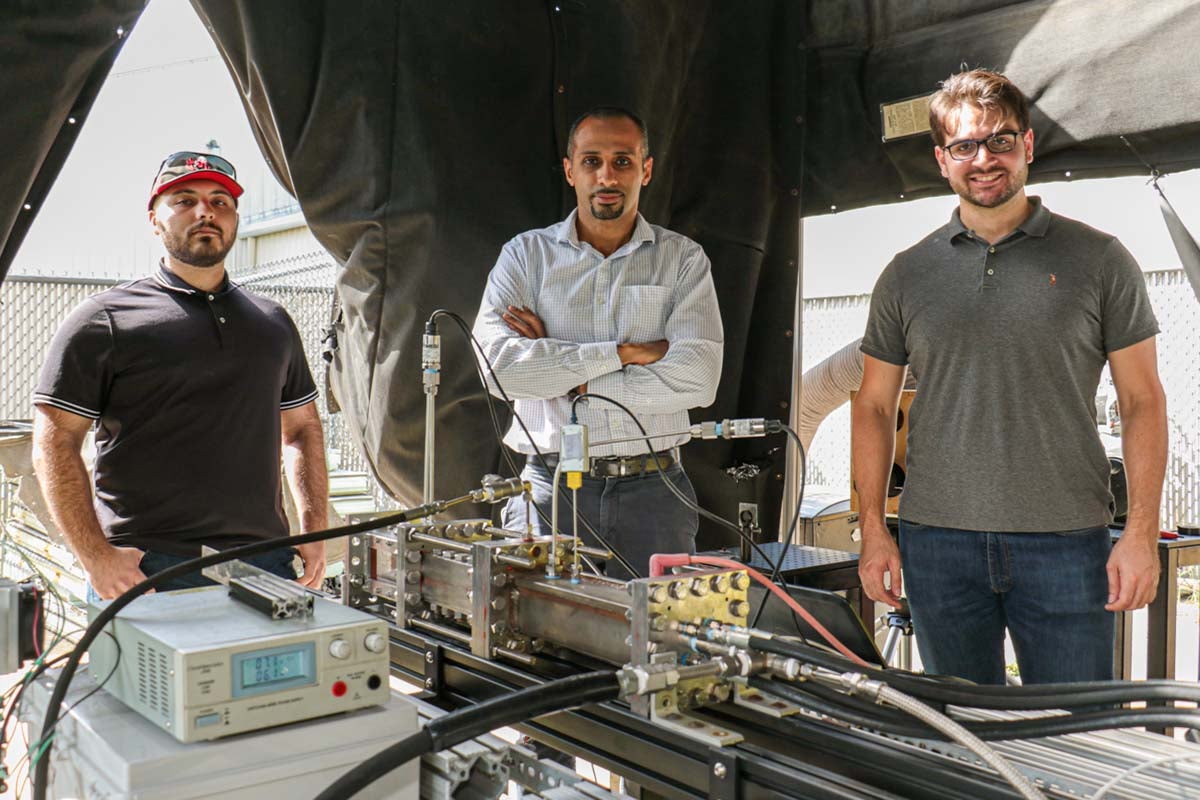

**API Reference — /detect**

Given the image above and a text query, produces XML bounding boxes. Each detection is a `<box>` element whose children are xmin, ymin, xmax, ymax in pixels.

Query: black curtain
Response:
<box><xmin>192</xmin><ymin>0</ymin><xmax>804</xmax><ymax>545</ymax></box>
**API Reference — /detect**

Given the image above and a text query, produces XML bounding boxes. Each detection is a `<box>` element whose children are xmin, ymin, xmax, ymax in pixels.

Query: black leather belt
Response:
<box><xmin>534</xmin><ymin>448</ymin><xmax>679</xmax><ymax>478</ymax></box>
<box><xmin>589</xmin><ymin>448</ymin><xmax>678</xmax><ymax>478</ymax></box>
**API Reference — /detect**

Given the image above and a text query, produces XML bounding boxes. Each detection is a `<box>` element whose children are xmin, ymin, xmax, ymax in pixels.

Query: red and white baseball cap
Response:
<box><xmin>148</xmin><ymin>151</ymin><xmax>244</xmax><ymax>209</ymax></box>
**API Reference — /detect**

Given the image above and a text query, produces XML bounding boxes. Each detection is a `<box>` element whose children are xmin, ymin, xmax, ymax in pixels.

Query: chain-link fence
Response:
<box><xmin>3</xmin><ymin>259</ymin><xmax>1198</xmax><ymax>526</ymax></box>
<box><xmin>0</xmin><ymin>255</ymin><xmax>390</xmax><ymax>510</ymax></box>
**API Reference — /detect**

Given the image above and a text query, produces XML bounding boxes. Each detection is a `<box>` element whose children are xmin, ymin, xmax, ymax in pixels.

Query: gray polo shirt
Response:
<box><xmin>34</xmin><ymin>265</ymin><xmax>318</xmax><ymax>555</ymax></box>
<box><xmin>861</xmin><ymin>197</ymin><xmax>1159</xmax><ymax>532</ymax></box>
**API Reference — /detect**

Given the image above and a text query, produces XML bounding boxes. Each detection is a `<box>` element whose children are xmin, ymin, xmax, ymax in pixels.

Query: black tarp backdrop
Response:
<box><xmin>0</xmin><ymin>0</ymin><xmax>145</xmax><ymax>287</ymax></box>
<box><xmin>5</xmin><ymin>0</ymin><xmax>1200</xmax><ymax>548</ymax></box>
<box><xmin>190</xmin><ymin>0</ymin><xmax>806</xmax><ymax>546</ymax></box>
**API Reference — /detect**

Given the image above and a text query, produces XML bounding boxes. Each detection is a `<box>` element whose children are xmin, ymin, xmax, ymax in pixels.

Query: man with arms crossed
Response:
<box><xmin>474</xmin><ymin>107</ymin><xmax>723</xmax><ymax>579</ymax></box>
<box><xmin>853</xmin><ymin>70</ymin><xmax>1167</xmax><ymax>683</ymax></box>
<box><xmin>33</xmin><ymin>152</ymin><xmax>328</xmax><ymax>599</ymax></box>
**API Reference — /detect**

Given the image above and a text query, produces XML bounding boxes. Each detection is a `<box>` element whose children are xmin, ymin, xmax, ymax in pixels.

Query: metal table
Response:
<box><xmin>1113</xmin><ymin>533</ymin><xmax>1200</xmax><ymax>682</ymax></box>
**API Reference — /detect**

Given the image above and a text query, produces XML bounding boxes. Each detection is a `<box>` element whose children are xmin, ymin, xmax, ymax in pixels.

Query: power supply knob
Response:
<box><xmin>329</xmin><ymin>638</ymin><xmax>352</xmax><ymax>660</ymax></box>
<box><xmin>363</xmin><ymin>633</ymin><xmax>387</xmax><ymax>654</ymax></box>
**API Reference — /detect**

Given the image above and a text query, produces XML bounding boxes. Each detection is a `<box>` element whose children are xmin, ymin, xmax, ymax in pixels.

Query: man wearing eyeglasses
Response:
<box><xmin>852</xmin><ymin>70</ymin><xmax>1167</xmax><ymax>684</ymax></box>
<box><xmin>31</xmin><ymin>152</ymin><xmax>329</xmax><ymax>599</ymax></box>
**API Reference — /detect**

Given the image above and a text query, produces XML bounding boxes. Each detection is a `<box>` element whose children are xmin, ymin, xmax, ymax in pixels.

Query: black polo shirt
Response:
<box><xmin>34</xmin><ymin>264</ymin><xmax>318</xmax><ymax>555</ymax></box>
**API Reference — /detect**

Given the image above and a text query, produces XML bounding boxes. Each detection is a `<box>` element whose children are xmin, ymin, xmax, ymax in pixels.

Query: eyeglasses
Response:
<box><xmin>156</xmin><ymin>151</ymin><xmax>237</xmax><ymax>179</ymax></box>
<box><xmin>941</xmin><ymin>130</ymin><xmax>1024</xmax><ymax>161</ymax></box>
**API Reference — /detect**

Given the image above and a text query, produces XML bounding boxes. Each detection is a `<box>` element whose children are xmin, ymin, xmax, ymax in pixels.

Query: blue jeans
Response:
<box><xmin>87</xmin><ymin>548</ymin><xmax>298</xmax><ymax>602</ymax></box>
<box><xmin>899</xmin><ymin>521</ymin><xmax>1113</xmax><ymax>685</ymax></box>
<box><xmin>503</xmin><ymin>459</ymin><xmax>698</xmax><ymax>580</ymax></box>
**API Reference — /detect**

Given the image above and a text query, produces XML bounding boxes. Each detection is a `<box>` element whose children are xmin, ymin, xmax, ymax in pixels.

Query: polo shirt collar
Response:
<box><xmin>555</xmin><ymin>209</ymin><xmax>657</xmax><ymax>253</ymax></box>
<box><xmin>153</xmin><ymin>261</ymin><xmax>234</xmax><ymax>295</ymax></box>
<box><xmin>946</xmin><ymin>195</ymin><xmax>1050</xmax><ymax>242</ymax></box>
<box><xmin>1017</xmin><ymin>196</ymin><xmax>1050</xmax><ymax>237</ymax></box>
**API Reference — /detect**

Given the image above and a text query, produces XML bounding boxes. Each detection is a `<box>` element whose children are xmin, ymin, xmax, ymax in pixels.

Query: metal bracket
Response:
<box><xmin>708</xmin><ymin>748</ymin><xmax>739</xmax><ymax>800</ymax></box>
<box><xmin>423</xmin><ymin>642</ymin><xmax>444</xmax><ymax>695</ymax></box>
<box><xmin>734</xmin><ymin>684</ymin><xmax>799</xmax><ymax>718</ymax></box>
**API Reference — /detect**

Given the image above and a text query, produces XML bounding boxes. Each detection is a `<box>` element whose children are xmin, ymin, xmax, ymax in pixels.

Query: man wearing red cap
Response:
<box><xmin>31</xmin><ymin>152</ymin><xmax>329</xmax><ymax>599</ymax></box>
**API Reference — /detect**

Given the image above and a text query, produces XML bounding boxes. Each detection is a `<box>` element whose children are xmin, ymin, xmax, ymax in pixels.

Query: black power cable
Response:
<box><xmin>568</xmin><ymin>392</ymin><xmax>778</xmax><ymax>570</ymax></box>
<box><xmin>750</xmin><ymin>424</ymin><xmax>807</xmax><ymax>629</ymax></box>
<box><xmin>314</xmin><ymin>670</ymin><xmax>619</xmax><ymax>800</ymax></box>
<box><xmin>432</xmin><ymin>309</ymin><xmax>639</xmax><ymax>578</ymax></box>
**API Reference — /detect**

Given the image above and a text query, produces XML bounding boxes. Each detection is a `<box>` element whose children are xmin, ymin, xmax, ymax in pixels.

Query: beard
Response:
<box><xmin>952</xmin><ymin>162</ymin><xmax>1027</xmax><ymax>210</ymax></box>
<box><xmin>159</xmin><ymin>221</ymin><xmax>236</xmax><ymax>268</ymax></box>
<box><xmin>589</xmin><ymin>192</ymin><xmax>626</xmax><ymax>220</ymax></box>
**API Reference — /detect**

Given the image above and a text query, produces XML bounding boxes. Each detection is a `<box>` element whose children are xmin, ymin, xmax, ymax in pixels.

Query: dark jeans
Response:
<box><xmin>503</xmin><ymin>459</ymin><xmax>698</xmax><ymax>580</ymax></box>
<box><xmin>899</xmin><ymin>521</ymin><xmax>1114</xmax><ymax>685</ymax></box>
<box><xmin>87</xmin><ymin>547</ymin><xmax>298</xmax><ymax>602</ymax></box>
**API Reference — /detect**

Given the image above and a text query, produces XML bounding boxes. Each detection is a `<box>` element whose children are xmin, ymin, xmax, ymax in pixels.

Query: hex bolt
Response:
<box><xmin>491</xmin><ymin>596</ymin><xmax>508</xmax><ymax>611</ymax></box>
<box><xmin>669</xmin><ymin>581</ymin><xmax>688</xmax><ymax>600</ymax></box>
<box><xmin>690</xmin><ymin>577</ymin><xmax>710</xmax><ymax>596</ymax></box>
<box><xmin>404</xmin><ymin>592</ymin><xmax>422</xmax><ymax>606</ymax></box>
<box><xmin>731</xmin><ymin>573</ymin><xmax>751</xmax><ymax>591</ymax></box>
<box><xmin>350</xmin><ymin>536</ymin><xmax>361</xmax><ymax>546</ymax></box>
<box><xmin>405</xmin><ymin>570</ymin><xmax>421</xmax><ymax>584</ymax></box>
<box><xmin>729</xmin><ymin>600</ymin><xmax>750</xmax><ymax>617</ymax></box>
<box><xmin>649</xmin><ymin>614</ymin><xmax>668</xmax><ymax>632</ymax></box>
<box><xmin>405</xmin><ymin>550</ymin><xmax>421</xmax><ymax>563</ymax></box>
<box><xmin>649</xmin><ymin>585</ymin><xmax>667</xmax><ymax>603</ymax></box>
<box><xmin>425</xmin><ymin>652</ymin><xmax>434</xmax><ymax>664</ymax></box>
<box><xmin>492</xmin><ymin>574</ymin><xmax>508</xmax><ymax>587</ymax></box>
<box><xmin>350</xmin><ymin>556</ymin><xmax>362</xmax><ymax>567</ymax></box>
<box><xmin>710</xmin><ymin>574</ymin><xmax>730</xmax><ymax>593</ymax></box>
<box><xmin>713</xmin><ymin>762</ymin><xmax>727</xmax><ymax>779</ymax></box>
<box><xmin>425</xmin><ymin>678</ymin><xmax>434</xmax><ymax>689</ymax></box>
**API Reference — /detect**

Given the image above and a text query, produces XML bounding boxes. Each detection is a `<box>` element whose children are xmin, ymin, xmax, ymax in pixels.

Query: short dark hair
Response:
<box><xmin>566</xmin><ymin>106</ymin><xmax>650</xmax><ymax>159</ymax></box>
<box><xmin>928</xmin><ymin>69</ymin><xmax>1030</xmax><ymax>146</ymax></box>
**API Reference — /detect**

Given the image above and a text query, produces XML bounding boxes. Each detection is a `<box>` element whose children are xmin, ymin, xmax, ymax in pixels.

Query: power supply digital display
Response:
<box><xmin>231</xmin><ymin>642</ymin><xmax>316</xmax><ymax>697</ymax></box>
<box><xmin>243</xmin><ymin>650</ymin><xmax>304</xmax><ymax>687</ymax></box>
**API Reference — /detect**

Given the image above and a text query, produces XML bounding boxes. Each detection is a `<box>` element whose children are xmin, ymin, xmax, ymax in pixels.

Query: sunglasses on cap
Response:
<box><xmin>149</xmin><ymin>151</ymin><xmax>244</xmax><ymax>209</ymax></box>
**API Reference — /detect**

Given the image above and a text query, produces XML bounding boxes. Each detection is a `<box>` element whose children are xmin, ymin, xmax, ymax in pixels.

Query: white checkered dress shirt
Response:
<box><xmin>473</xmin><ymin>210</ymin><xmax>724</xmax><ymax>458</ymax></box>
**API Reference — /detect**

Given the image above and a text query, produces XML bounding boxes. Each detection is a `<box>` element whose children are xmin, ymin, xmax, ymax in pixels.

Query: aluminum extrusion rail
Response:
<box><xmin>386</xmin><ymin>625</ymin><xmax>1001</xmax><ymax>800</ymax></box>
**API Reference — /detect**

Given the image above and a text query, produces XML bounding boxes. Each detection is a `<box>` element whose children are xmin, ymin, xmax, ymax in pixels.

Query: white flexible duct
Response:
<box><xmin>797</xmin><ymin>338</ymin><xmax>867</xmax><ymax>452</ymax></box>
<box><xmin>797</xmin><ymin>338</ymin><xmax>916</xmax><ymax>451</ymax></box>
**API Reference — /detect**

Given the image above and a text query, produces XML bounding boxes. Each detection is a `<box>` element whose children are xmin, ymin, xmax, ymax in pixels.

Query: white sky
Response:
<box><xmin>13</xmin><ymin>0</ymin><xmax>1200</xmax><ymax>297</ymax></box>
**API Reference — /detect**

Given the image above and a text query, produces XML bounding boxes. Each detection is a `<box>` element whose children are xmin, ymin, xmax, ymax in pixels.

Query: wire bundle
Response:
<box><xmin>747</xmin><ymin>634</ymin><xmax>1200</xmax><ymax>739</ymax></box>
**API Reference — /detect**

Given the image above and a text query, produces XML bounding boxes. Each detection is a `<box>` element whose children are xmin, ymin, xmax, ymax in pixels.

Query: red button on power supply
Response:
<box><xmin>332</xmin><ymin>680</ymin><xmax>348</xmax><ymax>697</ymax></box>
